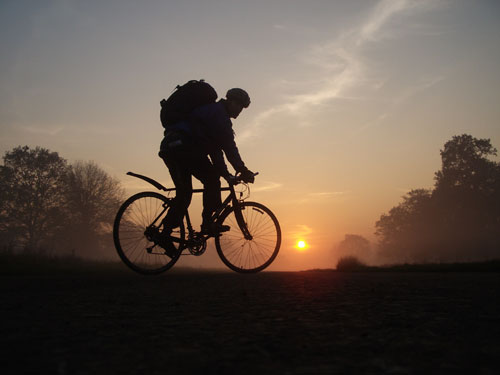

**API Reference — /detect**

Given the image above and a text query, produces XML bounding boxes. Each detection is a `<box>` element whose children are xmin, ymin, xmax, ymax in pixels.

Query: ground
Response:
<box><xmin>2</xmin><ymin>267</ymin><xmax>500</xmax><ymax>374</ymax></box>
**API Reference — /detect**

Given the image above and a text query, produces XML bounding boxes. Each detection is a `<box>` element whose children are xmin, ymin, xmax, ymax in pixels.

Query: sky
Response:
<box><xmin>1</xmin><ymin>0</ymin><xmax>500</xmax><ymax>270</ymax></box>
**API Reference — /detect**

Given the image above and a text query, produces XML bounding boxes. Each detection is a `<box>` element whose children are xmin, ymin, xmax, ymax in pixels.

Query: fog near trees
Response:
<box><xmin>335</xmin><ymin>234</ymin><xmax>373</xmax><ymax>264</ymax></box>
<box><xmin>2</xmin><ymin>134</ymin><xmax>500</xmax><ymax>266</ymax></box>
<box><xmin>336</xmin><ymin>134</ymin><xmax>500</xmax><ymax>265</ymax></box>
<box><xmin>0</xmin><ymin>146</ymin><xmax>124</xmax><ymax>259</ymax></box>
<box><xmin>376</xmin><ymin>134</ymin><xmax>500</xmax><ymax>263</ymax></box>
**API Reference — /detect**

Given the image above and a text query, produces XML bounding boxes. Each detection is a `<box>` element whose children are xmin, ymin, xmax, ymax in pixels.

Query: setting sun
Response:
<box><xmin>296</xmin><ymin>240</ymin><xmax>307</xmax><ymax>250</ymax></box>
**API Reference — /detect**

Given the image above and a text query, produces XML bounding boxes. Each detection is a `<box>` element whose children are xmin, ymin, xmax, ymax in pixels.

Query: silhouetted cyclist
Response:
<box><xmin>158</xmin><ymin>88</ymin><xmax>255</xmax><ymax>255</ymax></box>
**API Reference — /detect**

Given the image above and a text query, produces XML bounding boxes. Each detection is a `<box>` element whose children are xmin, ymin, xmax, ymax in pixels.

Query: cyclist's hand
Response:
<box><xmin>223</xmin><ymin>173</ymin><xmax>238</xmax><ymax>185</ymax></box>
<box><xmin>240</xmin><ymin>168</ymin><xmax>255</xmax><ymax>184</ymax></box>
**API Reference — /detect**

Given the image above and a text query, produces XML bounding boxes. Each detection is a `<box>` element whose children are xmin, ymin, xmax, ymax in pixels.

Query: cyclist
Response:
<box><xmin>158</xmin><ymin>88</ymin><xmax>255</xmax><ymax>255</ymax></box>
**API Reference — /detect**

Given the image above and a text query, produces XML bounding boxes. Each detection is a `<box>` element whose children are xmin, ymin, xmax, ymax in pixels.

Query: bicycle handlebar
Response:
<box><xmin>231</xmin><ymin>171</ymin><xmax>259</xmax><ymax>185</ymax></box>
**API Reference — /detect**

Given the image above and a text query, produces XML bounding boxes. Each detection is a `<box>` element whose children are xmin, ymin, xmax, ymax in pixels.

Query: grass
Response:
<box><xmin>368</xmin><ymin>260</ymin><xmax>500</xmax><ymax>272</ymax></box>
<box><xmin>334</xmin><ymin>256</ymin><xmax>500</xmax><ymax>272</ymax></box>
<box><xmin>0</xmin><ymin>251</ymin><xmax>126</xmax><ymax>275</ymax></box>
<box><xmin>2</xmin><ymin>252</ymin><xmax>500</xmax><ymax>275</ymax></box>
<box><xmin>0</xmin><ymin>251</ymin><xmax>230</xmax><ymax>275</ymax></box>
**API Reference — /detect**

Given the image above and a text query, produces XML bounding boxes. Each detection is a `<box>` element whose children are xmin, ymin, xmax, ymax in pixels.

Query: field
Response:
<box><xmin>2</xmin><ymin>260</ymin><xmax>500</xmax><ymax>374</ymax></box>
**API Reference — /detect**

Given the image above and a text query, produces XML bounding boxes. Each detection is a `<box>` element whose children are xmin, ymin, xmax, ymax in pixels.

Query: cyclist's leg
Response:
<box><xmin>160</xmin><ymin>153</ymin><xmax>193</xmax><ymax>234</ymax></box>
<box><xmin>189</xmin><ymin>155</ymin><xmax>222</xmax><ymax>229</ymax></box>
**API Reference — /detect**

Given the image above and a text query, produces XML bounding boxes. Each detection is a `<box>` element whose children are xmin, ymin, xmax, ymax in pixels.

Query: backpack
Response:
<box><xmin>160</xmin><ymin>79</ymin><xmax>218</xmax><ymax>128</ymax></box>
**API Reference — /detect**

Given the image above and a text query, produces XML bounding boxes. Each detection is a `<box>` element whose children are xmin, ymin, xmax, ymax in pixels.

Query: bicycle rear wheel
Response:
<box><xmin>113</xmin><ymin>191</ymin><xmax>184</xmax><ymax>275</ymax></box>
<box><xmin>215</xmin><ymin>201</ymin><xmax>281</xmax><ymax>273</ymax></box>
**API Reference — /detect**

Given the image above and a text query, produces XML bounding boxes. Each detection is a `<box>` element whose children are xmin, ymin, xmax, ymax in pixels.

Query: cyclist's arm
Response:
<box><xmin>209</xmin><ymin>148</ymin><xmax>231</xmax><ymax>178</ymax></box>
<box><xmin>220</xmin><ymin>131</ymin><xmax>246</xmax><ymax>173</ymax></box>
<box><xmin>209</xmin><ymin>109</ymin><xmax>247</xmax><ymax>174</ymax></box>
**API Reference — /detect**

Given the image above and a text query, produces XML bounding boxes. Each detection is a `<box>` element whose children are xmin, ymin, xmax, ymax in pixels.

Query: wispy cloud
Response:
<box><xmin>393</xmin><ymin>75</ymin><xmax>445</xmax><ymax>105</ymax></box>
<box><xmin>19</xmin><ymin>124</ymin><xmax>118</xmax><ymax>137</ymax></box>
<box><xmin>20</xmin><ymin>125</ymin><xmax>65</xmax><ymax>136</ymax></box>
<box><xmin>357</xmin><ymin>0</ymin><xmax>411</xmax><ymax>44</ymax></box>
<box><xmin>252</xmin><ymin>181</ymin><xmax>283</xmax><ymax>192</ymax></box>
<box><xmin>350</xmin><ymin>75</ymin><xmax>444</xmax><ymax>136</ymax></box>
<box><xmin>353</xmin><ymin>113</ymin><xmax>389</xmax><ymax>136</ymax></box>
<box><xmin>308</xmin><ymin>191</ymin><xmax>345</xmax><ymax>197</ymax></box>
<box><xmin>288</xmin><ymin>224</ymin><xmax>313</xmax><ymax>240</ymax></box>
<box><xmin>240</xmin><ymin>0</ymin><xmax>446</xmax><ymax>142</ymax></box>
<box><xmin>296</xmin><ymin>190</ymin><xmax>347</xmax><ymax>204</ymax></box>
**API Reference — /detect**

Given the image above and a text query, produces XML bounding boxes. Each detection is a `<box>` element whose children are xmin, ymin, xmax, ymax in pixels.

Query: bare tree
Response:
<box><xmin>63</xmin><ymin>161</ymin><xmax>124</xmax><ymax>257</ymax></box>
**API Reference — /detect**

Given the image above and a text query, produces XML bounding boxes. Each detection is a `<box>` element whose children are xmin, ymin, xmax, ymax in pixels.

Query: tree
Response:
<box><xmin>336</xmin><ymin>234</ymin><xmax>372</xmax><ymax>263</ymax></box>
<box><xmin>375</xmin><ymin>134</ymin><xmax>500</xmax><ymax>263</ymax></box>
<box><xmin>435</xmin><ymin>134</ymin><xmax>498</xmax><ymax>192</ymax></box>
<box><xmin>63</xmin><ymin>161</ymin><xmax>124</xmax><ymax>257</ymax></box>
<box><xmin>0</xmin><ymin>146</ymin><xmax>68</xmax><ymax>251</ymax></box>
<box><xmin>375</xmin><ymin>189</ymin><xmax>434</xmax><ymax>262</ymax></box>
<box><xmin>433</xmin><ymin>134</ymin><xmax>500</xmax><ymax>259</ymax></box>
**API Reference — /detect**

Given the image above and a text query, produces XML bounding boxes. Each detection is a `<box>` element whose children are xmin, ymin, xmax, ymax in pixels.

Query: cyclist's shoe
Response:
<box><xmin>156</xmin><ymin>232</ymin><xmax>178</xmax><ymax>258</ymax></box>
<box><xmin>201</xmin><ymin>222</ymin><xmax>231</xmax><ymax>236</ymax></box>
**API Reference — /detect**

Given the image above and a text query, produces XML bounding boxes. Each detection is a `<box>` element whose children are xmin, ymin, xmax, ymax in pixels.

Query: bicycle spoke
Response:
<box><xmin>114</xmin><ymin>192</ymin><xmax>184</xmax><ymax>274</ymax></box>
<box><xmin>215</xmin><ymin>202</ymin><xmax>281</xmax><ymax>273</ymax></box>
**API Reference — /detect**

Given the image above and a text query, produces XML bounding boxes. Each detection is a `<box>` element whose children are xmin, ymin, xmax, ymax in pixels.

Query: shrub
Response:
<box><xmin>336</xmin><ymin>255</ymin><xmax>367</xmax><ymax>271</ymax></box>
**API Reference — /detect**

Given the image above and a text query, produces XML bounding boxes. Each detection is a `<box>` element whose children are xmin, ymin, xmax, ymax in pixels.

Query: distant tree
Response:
<box><xmin>336</xmin><ymin>234</ymin><xmax>371</xmax><ymax>263</ymax></box>
<box><xmin>0</xmin><ymin>146</ymin><xmax>68</xmax><ymax>251</ymax></box>
<box><xmin>63</xmin><ymin>161</ymin><xmax>124</xmax><ymax>257</ymax></box>
<box><xmin>375</xmin><ymin>134</ymin><xmax>500</xmax><ymax>263</ymax></box>
<box><xmin>433</xmin><ymin>134</ymin><xmax>500</xmax><ymax>259</ymax></box>
<box><xmin>375</xmin><ymin>189</ymin><xmax>435</xmax><ymax>262</ymax></box>
<box><xmin>435</xmin><ymin>134</ymin><xmax>498</xmax><ymax>191</ymax></box>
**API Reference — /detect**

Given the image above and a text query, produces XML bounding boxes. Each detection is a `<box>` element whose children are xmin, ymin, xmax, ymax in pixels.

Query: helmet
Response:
<box><xmin>226</xmin><ymin>88</ymin><xmax>251</xmax><ymax>108</ymax></box>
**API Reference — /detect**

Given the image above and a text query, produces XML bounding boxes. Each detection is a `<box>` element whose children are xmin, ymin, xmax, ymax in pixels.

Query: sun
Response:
<box><xmin>296</xmin><ymin>240</ymin><xmax>307</xmax><ymax>250</ymax></box>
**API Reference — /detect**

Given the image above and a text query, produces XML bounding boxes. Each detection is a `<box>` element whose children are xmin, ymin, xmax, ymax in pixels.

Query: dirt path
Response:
<box><xmin>2</xmin><ymin>269</ymin><xmax>500</xmax><ymax>374</ymax></box>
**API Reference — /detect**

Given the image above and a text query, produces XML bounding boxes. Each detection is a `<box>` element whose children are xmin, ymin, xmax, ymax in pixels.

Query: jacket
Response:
<box><xmin>169</xmin><ymin>100</ymin><xmax>246</xmax><ymax>177</ymax></box>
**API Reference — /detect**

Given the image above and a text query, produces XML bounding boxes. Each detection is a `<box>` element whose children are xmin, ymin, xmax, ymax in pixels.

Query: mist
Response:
<box><xmin>2</xmin><ymin>134</ymin><xmax>500</xmax><ymax>270</ymax></box>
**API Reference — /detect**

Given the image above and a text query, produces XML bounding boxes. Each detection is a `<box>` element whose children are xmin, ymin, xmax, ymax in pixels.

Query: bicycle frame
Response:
<box><xmin>115</xmin><ymin>171</ymin><xmax>280</xmax><ymax>274</ymax></box>
<box><xmin>126</xmin><ymin>172</ymin><xmax>252</xmax><ymax>248</ymax></box>
<box><xmin>178</xmin><ymin>184</ymin><xmax>252</xmax><ymax>243</ymax></box>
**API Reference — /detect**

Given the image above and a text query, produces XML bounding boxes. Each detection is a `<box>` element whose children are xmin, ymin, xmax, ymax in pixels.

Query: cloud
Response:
<box><xmin>357</xmin><ymin>0</ymin><xmax>410</xmax><ymax>44</ymax></box>
<box><xmin>308</xmin><ymin>191</ymin><xmax>345</xmax><ymax>197</ymax></box>
<box><xmin>288</xmin><ymin>224</ymin><xmax>313</xmax><ymax>240</ymax></box>
<box><xmin>393</xmin><ymin>76</ymin><xmax>445</xmax><ymax>105</ymax></box>
<box><xmin>353</xmin><ymin>113</ymin><xmax>389</xmax><ymax>136</ymax></box>
<box><xmin>350</xmin><ymin>75</ymin><xmax>444</xmax><ymax>136</ymax></box>
<box><xmin>357</xmin><ymin>0</ymin><xmax>448</xmax><ymax>44</ymax></box>
<box><xmin>295</xmin><ymin>191</ymin><xmax>347</xmax><ymax>204</ymax></box>
<box><xmin>252</xmin><ymin>181</ymin><xmax>283</xmax><ymax>192</ymax></box>
<box><xmin>20</xmin><ymin>123</ymin><xmax>118</xmax><ymax>137</ymax></box>
<box><xmin>240</xmin><ymin>0</ymin><xmax>446</xmax><ymax>142</ymax></box>
<box><xmin>20</xmin><ymin>125</ymin><xmax>65</xmax><ymax>136</ymax></box>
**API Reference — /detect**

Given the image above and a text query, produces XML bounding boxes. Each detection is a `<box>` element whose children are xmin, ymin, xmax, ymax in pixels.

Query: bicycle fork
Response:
<box><xmin>233</xmin><ymin>204</ymin><xmax>253</xmax><ymax>240</ymax></box>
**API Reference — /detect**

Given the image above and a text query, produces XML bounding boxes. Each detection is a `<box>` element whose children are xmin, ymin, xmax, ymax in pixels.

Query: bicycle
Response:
<box><xmin>113</xmin><ymin>171</ymin><xmax>281</xmax><ymax>274</ymax></box>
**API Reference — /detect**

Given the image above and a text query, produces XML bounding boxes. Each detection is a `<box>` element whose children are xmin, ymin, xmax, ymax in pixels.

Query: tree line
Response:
<box><xmin>0</xmin><ymin>146</ymin><xmax>123</xmax><ymax>258</ymax></box>
<box><xmin>3</xmin><ymin>134</ymin><xmax>500</xmax><ymax>264</ymax></box>
<box><xmin>375</xmin><ymin>134</ymin><xmax>500</xmax><ymax>263</ymax></box>
<box><xmin>337</xmin><ymin>134</ymin><xmax>500</xmax><ymax>264</ymax></box>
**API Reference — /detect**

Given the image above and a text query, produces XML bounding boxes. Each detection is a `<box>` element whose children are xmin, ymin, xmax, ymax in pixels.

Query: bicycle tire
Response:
<box><xmin>113</xmin><ymin>191</ymin><xmax>184</xmax><ymax>275</ymax></box>
<box><xmin>215</xmin><ymin>201</ymin><xmax>281</xmax><ymax>273</ymax></box>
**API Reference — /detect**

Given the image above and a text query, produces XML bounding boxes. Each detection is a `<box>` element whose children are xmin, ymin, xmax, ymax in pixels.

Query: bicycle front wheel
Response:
<box><xmin>113</xmin><ymin>191</ymin><xmax>184</xmax><ymax>275</ymax></box>
<box><xmin>215</xmin><ymin>201</ymin><xmax>281</xmax><ymax>273</ymax></box>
